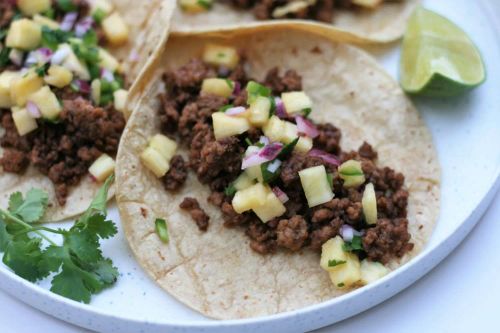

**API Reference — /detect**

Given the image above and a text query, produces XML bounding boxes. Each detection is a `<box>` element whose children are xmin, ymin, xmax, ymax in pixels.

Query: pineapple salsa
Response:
<box><xmin>141</xmin><ymin>44</ymin><xmax>413</xmax><ymax>289</ymax></box>
<box><xmin>0</xmin><ymin>0</ymin><xmax>129</xmax><ymax>205</ymax></box>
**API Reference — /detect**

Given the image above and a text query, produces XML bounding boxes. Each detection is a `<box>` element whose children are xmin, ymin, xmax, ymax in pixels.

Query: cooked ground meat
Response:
<box><xmin>0</xmin><ymin>2</ymin><xmax>15</xmax><ymax>29</ymax></box>
<box><xmin>160</xmin><ymin>58</ymin><xmax>412</xmax><ymax>263</ymax></box>
<box><xmin>1</xmin><ymin>99</ymin><xmax>125</xmax><ymax>205</ymax></box>
<box><xmin>179</xmin><ymin>197</ymin><xmax>210</xmax><ymax>231</ymax></box>
<box><xmin>362</xmin><ymin>218</ymin><xmax>414</xmax><ymax>264</ymax></box>
<box><xmin>162</xmin><ymin>155</ymin><xmax>188</xmax><ymax>191</ymax></box>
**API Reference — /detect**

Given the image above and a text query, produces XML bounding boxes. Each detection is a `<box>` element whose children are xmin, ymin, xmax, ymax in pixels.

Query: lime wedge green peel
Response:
<box><xmin>400</xmin><ymin>7</ymin><xmax>486</xmax><ymax>97</ymax></box>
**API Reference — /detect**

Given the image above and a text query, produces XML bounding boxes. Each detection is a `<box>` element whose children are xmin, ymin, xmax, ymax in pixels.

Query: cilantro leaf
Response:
<box><xmin>8</xmin><ymin>189</ymin><xmax>48</xmax><ymax>223</ymax></box>
<box><xmin>328</xmin><ymin>259</ymin><xmax>347</xmax><ymax>267</ymax></box>
<box><xmin>0</xmin><ymin>47</ymin><xmax>11</xmax><ymax>67</ymax></box>
<box><xmin>246</xmin><ymin>81</ymin><xmax>271</xmax><ymax>104</ymax></box>
<box><xmin>91</xmin><ymin>258</ymin><xmax>118</xmax><ymax>285</ymax></box>
<box><xmin>0</xmin><ymin>220</ymin><xmax>12</xmax><ymax>251</ymax></box>
<box><xmin>65</xmin><ymin>229</ymin><xmax>102</xmax><ymax>263</ymax></box>
<box><xmin>41</xmin><ymin>27</ymin><xmax>73</xmax><ymax>51</ymax></box>
<box><xmin>260</xmin><ymin>162</ymin><xmax>280</xmax><ymax>184</ymax></box>
<box><xmin>342</xmin><ymin>235</ymin><xmax>364</xmax><ymax>252</ymax></box>
<box><xmin>86</xmin><ymin>214</ymin><xmax>117</xmax><ymax>239</ymax></box>
<box><xmin>2</xmin><ymin>238</ymin><xmax>47</xmax><ymax>282</ymax></box>
<box><xmin>277</xmin><ymin>137</ymin><xmax>299</xmax><ymax>159</ymax></box>
<box><xmin>224</xmin><ymin>184</ymin><xmax>237</xmax><ymax>197</ymax></box>
<box><xmin>78</xmin><ymin>175</ymin><xmax>114</xmax><ymax>224</ymax></box>
<box><xmin>50</xmin><ymin>262</ymin><xmax>101</xmax><ymax>303</ymax></box>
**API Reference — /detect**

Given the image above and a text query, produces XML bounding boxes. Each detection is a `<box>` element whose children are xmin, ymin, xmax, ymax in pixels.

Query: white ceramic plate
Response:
<box><xmin>1</xmin><ymin>0</ymin><xmax>499</xmax><ymax>332</ymax></box>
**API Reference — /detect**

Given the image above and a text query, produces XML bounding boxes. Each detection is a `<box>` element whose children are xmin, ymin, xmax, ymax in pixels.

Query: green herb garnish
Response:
<box><xmin>337</xmin><ymin>282</ymin><xmax>345</xmax><ymax>288</ymax></box>
<box><xmin>155</xmin><ymin>218</ymin><xmax>169</xmax><ymax>244</ymax></box>
<box><xmin>244</xmin><ymin>138</ymin><xmax>253</xmax><ymax>146</ymax></box>
<box><xmin>224</xmin><ymin>184</ymin><xmax>237</xmax><ymax>197</ymax></box>
<box><xmin>0</xmin><ymin>29</ymin><xmax>7</xmax><ymax>41</ymax></box>
<box><xmin>260</xmin><ymin>161</ymin><xmax>280</xmax><ymax>184</ymax></box>
<box><xmin>0</xmin><ymin>47</ymin><xmax>11</xmax><ymax>67</ymax></box>
<box><xmin>326</xmin><ymin>172</ymin><xmax>334</xmax><ymax>189</ymax></box>
<box><xmin>56</xmin><ymin>0</ymin><xmax>77</xmax><ymax>12</ymax></box>
<box><xmin>342</xmin><ymin>235</ymin><xmax>364</xmax><ymax>252</ymax></box>
<box><xmin>0</xmin><ymin>176</ymin><xmax>118</xmax><ymax>303</ymax></box>
<box><xmin>218</xmin><ymin>104</ymin><xmax>234</xmax><ymax>113</ymax></box>
<box><xmin>197</xmin><ymin>0</ymin><xmax>213</xmax><ymax>9</ymax></box>
<box><xmin>224</xmin><ymin>79</ymin><xmax>234</xmax><ymax>90</ymax></box>
<box><xmin>35</xmin><ymin>63</ymin><xmax>50</xmax><ymax>77</ymax></box>
<box><xmin>92</xmin><ymin>9</ymin><xmax>107</xmax><ymax>25</ymax></box>
<box><xmin>246</xmin><ymin>81</ymin><xmax>271</xmax><ymax>104</ymax></box>
<box><xmin>277</xmin><ymin>137</ymin><xmax>299</xmax><ymax>159</ymax></box>
<box><xmin>302</xmin><ymin>108</ymin><xmax>312</xmax><ymax>118</ymax></box>
<box><xmin>43</xmin><ymin>8</ymin><xmax>56</xmax><ymax>19</ymax></box>
<box><xmin>82</xmin><ymin>30</ymin><xmax>98</xmax><ymax>46</ymax></box>
<box><xmin>328</xmin><ymin>259</ymin><xmax>346</xmax><ymax>267</ymax></box>
<box><xmin>41</xmin><ymin>27</ymin><xmax>73</xmax><ymax>51</ymax></box>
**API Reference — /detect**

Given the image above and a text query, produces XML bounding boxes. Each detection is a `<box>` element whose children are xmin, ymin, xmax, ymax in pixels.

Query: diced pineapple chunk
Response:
<box><xmin>252</xmin><ymin>189</ymin><xmax>286</xmax><ymax>223</ymax></box>
<box><xmin>180</xmin><ymin>0</ymin><xmax>213</xmax><ymax>13</ymax></box>
<box><xmin>329</xmin><ymin>252</ymin><xmax>361</xmax><ymax>289</ymax></box>
<box><xmin>33</xmin><ymin>14</ymin><xmax>60</xmax><ymax>30</ymax></box>
<box><xmin>17</xmin><ymin>0</ymin><xmax>51</xmax><ymax>16</ymax></box>
<box><xmin>203</xmin><ymin>44</ymin><xmax>239</xmax><ymax>69</ymax></box>
<box><xmin>99</xmin><ymin>48</ymin><xmax>120</xmax><ymax>72</ymax></box>
<box><xmin>362</xmin><ymin>183</ymin><xmax>377</xmax><ymax>225</ymax></box>
<box><xmin>10</xmin><ymin>71</ymin><xmax>44</xmax><ymax>107</ymax></box>
<box><xmin>140</xmin><ymin>147</ymin><xmax>169</xmax><ymax>178</ymax></box>
<box><xmin>0</xmin><ymin>71</ymin><xmax>20</xmax><ymax>108</ymax></box>
<box><xmin>59</xmin><ymin>44</ymin><xmax>91</xmax><ymax>80</ymax></box>
<box><xmin>360</xmin><ymin>260</ymin><xmax>389</xmax><ymax>285</ymax></box>
<box><xmin>89</xmin><ymin>154</ymin><xmax>115</xmax><ymax>182</ymax></box>
<box><xmin>6</xmin><ymin>19</ymin><xmax>42</xmax><ymax>51</ymax></box>
<box><xmin>244</xmin><ymin>146</ymin><xmax>264</xmax><ymax>182</ymax></box>
<box><xmin>320</xmin><ymin>236</ymin><xmax>348</xmax><ymax>272</ymax></box>
<box><xmin>299</xmin><ymin>165</ymin><xmax>334</xmax><ymax>207</ymax></box>
<box><xmin>262</xmin><ymin>116</ymin><xmax>285</xmax><ymax>142</ymax></box>
<box><xmin>201</xmin><ymin>78</ymin><xmax>234</xmax><ymax>98</ymax></box>
<box><xmin>12</xmin><ymin>107</ymin><xmax>38</xmax><ymax>136</ymax></box>
<box><xmin>212</xmin><ymin>112</ymin><xmax>250</xmax><ymax>140</ymax></box>
<box><xmin>281</xmin><ymin>91</ymin><xmax>313</xmax><ymax>114</ymax></box>
<box><xmin>113</xmin><ymin>89</ymin><xmax>128</xmax><ymax>112</ymax></box>
<box><xmin>281</xmin><ymin>121</ymin><xmax>298</xmax><ymax>144</ymax></box>
<box><xmin>44</xmin><ymin>65</ymin><xmax>73</xmax><ymax>88</ymax></box>
<box><xmin>296</xmin><ymin>136</ymin><xmax>313</xmax><ymax>153</ymax></box>
<box><xmin>338</xmin><ymin>160</ymin><xmax>366</xmax><ymax>188</ymax></box>
<box><xmin>29</xmin><ymin>86</ymin><xmax>62</xmax><ymax>120</ymax></box>
<box><xmin>102</xmin><ymin>13</ymin><xmax>129</xmax><ymax>46</ymax></box>
<box><xmin>91</xmin><ymin>79</ymin><xmax>101</xmax><ymax>105</ymax></box>
<box><xmin>232</xmin><ymin>183</ymin><xmax>268</xmax><ymax>214</ymax></box>
<box><xmin>233</xmin><ymin>173</ymin><xmax>255</xmax><ymax>191</ymax></box>
<box><xmin>352</xmin><ymin>0</ymin><xmax>383</xmax><ymax>9</ymax></box>
<box><xmin>149</xmin><ymin>134</ymin><xmax>177</xmax><ymax>161</ymax></box>
<box><xmin>248</xmin><ymin>96</ymin><xmax>271</xmax><ymax>127</ymax></box>
<box><xmin>91</xmin><ymin>0</ymin><xmax>114</xmax><ymax>15</ymax></box>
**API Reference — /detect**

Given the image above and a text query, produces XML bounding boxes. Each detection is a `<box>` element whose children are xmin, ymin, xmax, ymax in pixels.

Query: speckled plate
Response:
<box><xmin>0</xmin><ymin>0</ymin><xmax>499</xmax><ymax>332</ymax></box>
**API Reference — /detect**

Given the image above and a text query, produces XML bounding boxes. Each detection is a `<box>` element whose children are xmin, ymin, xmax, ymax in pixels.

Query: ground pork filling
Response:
<box><xmin>0</xmin><ymin>0</ymin><xmax>126</xmax><ymax>205</ymax></box>
<box><xmin>158</xmin><ymin>58</ymin><xmax>413</xmax><ymax>265</ymax></box>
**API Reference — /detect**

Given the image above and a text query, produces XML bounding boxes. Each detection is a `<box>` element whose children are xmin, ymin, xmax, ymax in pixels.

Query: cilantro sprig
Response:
<box><xmin>0</xmin><ymin>176</ymin><xmax>118</xmax><ymax>303</ymax></box>
<box><xmin>342</xmin><ymin>235</ymin><xmax>364</xmax><ymax>252</ymax></box>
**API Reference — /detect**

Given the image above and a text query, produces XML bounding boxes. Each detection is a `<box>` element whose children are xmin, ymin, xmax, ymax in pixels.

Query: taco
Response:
<box><xmin>172</xmin><ymin>0</ymin><xmax>420</xmax><ymax>43</ymax></box>
<box><xmin>116</xmin><ymin>26</ymin><xmax>440</xmax><ymax>319</ymax></box>
<box><xmin>0</xmin><ymin>0</ymin><xmax>174</xmax><ymax>221</ymax></box>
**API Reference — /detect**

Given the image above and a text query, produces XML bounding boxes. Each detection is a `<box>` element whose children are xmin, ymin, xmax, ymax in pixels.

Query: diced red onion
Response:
<box><xmin>340</xmin><ymin>224</ymin><xmax>364</xmax><ymax>242</ymax></box>
<box><xmin>38</xmin><ymin>47</ymin><xmax>53</xmax><ymax>59</ymax></box>
<box><xmin>26</xmin><ymin>48</ymin><xmax>53</xmax><ymax>67</ymax></box>
<box><xmin>60</xmin><ymin>12</ymin><xmax>78</xmax><ymax>31</ymax></box>
<box><xmin>232</xmin><ymin>81</ymin><xmax>241</xmax><ymax>96</ymax></box>
<box><xmin>266</xmin><ymin>159</ymin><xmax>282</xmax><ymax>173</ymax></box>
<box><xmin>9</xmin><ymin>49</ymin><xmax>24</xmax><ymax>66</ymax></box>
<box><xmin>272</xmin><ymin>186</ymin><xmax>289</xmax><ymax>204</ymax></box>
<box><xmin>295</xmin><ymin>115</ymin><xmax>319</xmax><ymax>138</ymax></box>
<box><xmin>259</xmin><ymin>136</ymin><xmax>270</xmax><ymax>146</ymax></box>
<box><xmin>72</xmin><ymin>79</ymin><xmax>91</xmax><ymax>94</ymax></box>
<box><xmin>308</xmin><ymin>149</ymin><xmax>340</xmax><ymax>166</ymax></box>
<box><xmin>128</xmin><ymin>50</ymin><xmax>140</xmax><ymax>62</ymax></box>
<box><xmin>24</xmin><ymin>51</ymin><xmax>38</xmax><ymax>67</ymax></box>
<box><xmin>75</xmin><ymin>16</ymin><xmax>94</xmax><ymax>37</ymax></box>
<box><xmin>51</xmin><ymin>48</ymin><xmax>70</xmax><ymax>65</ymax></box>
<box><xmin>274</xmin><ymin>97</ymin><xmax>288</xmax><ymax>119</ymax></box>
<box><xmin>101</xmin><ymin>68</ymin><xmax>115</xmax><ymax>82</ymax></box>
<box><xmin>225</xmin><ymin>106</ymin><xmax>246</xmax><ymax>116</ymax></box>
<box><xmin>26</xmin><ymin>102</ymin><xmax>41</xmax><ymax>119</ymax></box>
<box><xmin>241</xmin><ymin>142</ymin><xmax>284</xmax><ymax>170</ymax></box>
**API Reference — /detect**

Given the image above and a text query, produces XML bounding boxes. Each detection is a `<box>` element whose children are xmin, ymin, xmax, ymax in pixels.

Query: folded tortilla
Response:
<box><xmin>172</xmin><ymin>0</ymin><xmax>420</xmax><ymax>43</ymax></box>
<box><xmin>116</xmin><ymin>26</ymin><xmax>440</xmax><ymax>319</ymax></box>
<box><xmin>0</xmin><ymin>0</ymin><xmax>175</xmax><ymax>222</ymax></box>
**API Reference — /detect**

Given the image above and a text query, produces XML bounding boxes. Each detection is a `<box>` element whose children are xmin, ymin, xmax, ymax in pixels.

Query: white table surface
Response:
<box><xmin>0</xmin><ymin>190</ymin><xmax>498</xmax><ymax>333</ymax></box>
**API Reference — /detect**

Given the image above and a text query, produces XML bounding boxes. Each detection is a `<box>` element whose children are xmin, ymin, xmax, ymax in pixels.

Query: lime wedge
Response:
<box><xmin>400</xmin><ymin>7</ymin><xmax>486</xmax><ymax>97</ymax></box>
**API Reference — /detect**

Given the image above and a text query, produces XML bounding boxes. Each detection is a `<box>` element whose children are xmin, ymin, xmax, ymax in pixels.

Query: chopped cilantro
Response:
<box><xmin>328</xmin><ymin>259</ymin><xmax>347</xmax><ymax>267</ymax></box>
<box><xmin>92</xmin><ymin>9</ymin><xmax>107</xmax><ymax>25</ymax></box>
<box><xmin>56</xmin><ymin>0</ymin><xmax>77</xmax><ymax>12</ymax></box>
<box><xmin>216</xmin><ymin>52</ymin><xmax>225</xmax><ymax>59</ymax></box>
<box><xmin>246</xmin><ymin>81</ymin><xmax>271</xmax><ymax>104</ymax></box>
<box><xmin>302</xmin><ymin>108</ymin><xmax>312</xmax><ymax>118</ymax></box>
<box><xmin>71</xmin><ymin>42</ymin><xmax>99</xmax><ymax>64</ymax></box>
<box><xmin>0</xmin><ymin>29</ymin><xmax>7</xmax><ymax>41</ymax></box>
<box><xmin>43</xmin><ymin>8</ymin><xmax>56</xmax><ymax>19</ymax></box>
<box><xmin>260</xmin><ymin>162</ymin><xmax>280</xmax><ymax>184</ymax></box>
<box><xmin>155</xmin><ymin>218</ymin><xmax>169</xmax><ymax>244</ymax></box>
<box><xmin>0</xmin><ymin>176</ymin><xmax>118</xmax><ymax>303</ymax></box>
<box><xmin>326</xmin><ymin>172</ymin><xmax>334</xmax><ymax>188</ymax></box>
<box><xmin>269</xmin><ymin>96</ymin><xmax>276</xmax><ymax>118</ymax></box>
<box><xmin>244</xmin><ymin>138</ymin><xmax>253</xmax><ymax>146</ymax></box>
<box><xmin>277</xmin><ymin>137</ymin><xmax>299</xmax><ymax>159</ymax></box>
<box><xmin>0</xmin><ymin>47</ymin><xmax>11</xmax><ymax>67</ymax></box>
<box><xmin>224</xmin><ymin>184</ymin><xmax>237</xmax><ymax>197</ymax></box>
<box><xmin>99</xmin><ymin>93</ymin><xmax>113</xmax><ymax>106</ymax></box>
<box><xmin>197</xmin><ymin>0</ymin><xmax>213</xmax><ymax>9</ymax></box>
<box><xmin>89</xmin><ymin>63</ymin><xmax>101</xmax><ymax>80</ymax></box>
<box><xmin>82</xmin><ymin>30</ymin><xmax>98</xmax><ymax>46</ymax></box>
<box><xmin>35</xmin><ymin>63</ymin><xmax>50</xmax><ymax>77</ymax></box>
<box><xmin>337</xmin><ymin>282</ymin><xmax>345</xmax><ymax>288</ymax></box>
<box><xmin>41</xmin><ymin>27</ymin><xmax>73</xmax><ymax>51</ymax></box>
<box><xmin>342</xmin><ymin>235</ymin><xmax>364</xmax><ymax>252</ymax></box>
<box><xmin>218</xmin><ymin>104</ymin><xmax>234</xmax><ymax>113</ymax></box>
<box><xmin>224</xmin><ymin>79</ymin><xmax>234</xmax><ymax>90</ymax></box>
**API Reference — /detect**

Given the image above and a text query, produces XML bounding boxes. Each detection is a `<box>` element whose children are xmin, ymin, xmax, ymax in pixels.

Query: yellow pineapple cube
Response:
<box><xmin>281</xmin><ymin>121</ymin><xmax>298</xmax><ymax>144</ymax></box>
<box><xmin>102</xmin><ymin>13</ymin><xmax>129</xmax><ymax>46</ymax></box>
<box><xmin>248</xmin><ymin>96</ymin><xmax>271</xmax><ymax>127</ymax></box>
<box><xmin>212</xmin><ymin>112</ymin><xmax>250</xmax><ymax>140</ymax></box>
<box><xmin>202</xmin><ymin>44</ymin><xmax>239</xmax><ymax>69</ymax></box>
<box><xmin>28</xmin><ymin>86</ymin><xmax>62</xmax><ymax>120</ymax></box>
<box><xmin>281</xmin><ymin>91</ymin><xmax>313</xmax><ymax>114</ymax></box>
<box><xmin>89</xmin><ymin>154</ymin><xmax>115</xmax><ymax>182</ymax></box>
<box><xmin>296</xmin><ymin>136</ymin><xmax>313</xmax><ymax>153</ymax></box>
<box><xmin>262</xmin><ymin>116</ymin><xmax>285</xmax><ymax>142</ymax></box>
<box><xmin>201</xmin><ymin>78</ymin><xmax>234</xmax><ymax>98</ymax></box>
<box><xmin>33</xmin><ymin>14</ymin><xmax>60</xmax><ymax>30</ymax></box>
<box><xmin>252</xmin><ymin>189</ymin><xmax>286</xmax><ymax>223</ymax></box>
<box><xmin>329</xmin><ymin>252</ymin><xmax>361</xmax><ymax>289</ymax></box>
<box><xmin>360</xmin><ymin>260</ymin><xmax>389</xmax><ymax>285</ymax></box>
<box><xmin>10</xmin><ymin>70</ymin><xmax>44</xmax><ymax>107</ymax></box>
<box><xmin>233</xmin><ymin>173</ymin><xmax>255</xmax><ymax>191</ymax></box>
<box><xmin>244</xmin><ymin>146</ymin><xmax>264</xmax><ymax>182</ymax></box>
<box><xmin>91</xmin><ymin>79</ymin><xmax>101</xmax><ymax>105</ymax></box>
<box><xmin>149</xmin><ymin>134</ymin><xmax>177</xmax><ymax>161</ymax></box>
<box><xmin>320</xmin><ymin>236</ymin><xmax>348</xmax><ymax>272</ymax></box>
<box><xmin>99</xmin><ymin>48</ymin><xmax>120</xmax><ymax>72</ymax></box>
<box><xmin>44</xmin><ymin>65</ymin><xmax>73</xmax><ymax>88</ymax></box>
<box><xmin>140</xmin><ymin>147</ymin><xmax>169</xmax><ymax>178</ymax></box>
<box><xmin>11</xmin><ymin>107</ymin><xmax>38</xmax><ymax>136</ymax></box>
<box><xmin>299</xmin><ymin>165</ymin><xmax>334</xmax><ymax>207</ymax></box>
<box><xmin>6</xmin><ymin>19</ymin><xmax>42</xmax><ymax>50</ymax></box>
<box><xmin>17</xmin><ymin>0</ymin><xmax>51</xmax><ymax>16</ymax></box>
<box><xmin>91</xmin><ymin>0</ymin><xmax>114</xmax><ymax>15</ymax></box>
<box><xmin>113</xmin><ymin>89</ymin><xmax>128</xmax><ymax>112</ymax></box>
<box><xmin>180</xmin><ymin>0</ymin><xmax>213</xmax><ymax>14</ymax></box>
<box><xmin>0</xmin><ymin>71</ymin><xmax>20</xmax><ymax>108</ymax></box>
<box><xmin>232</xmin><ymin>183</ymin><xmax>267</xmax><ymax>214</ymax></box>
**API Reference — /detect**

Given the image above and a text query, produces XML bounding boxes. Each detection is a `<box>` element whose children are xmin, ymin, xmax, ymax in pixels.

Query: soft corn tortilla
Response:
<box><xmin>172</xmin><ymin>0</ymin><xmax>420</xmax><ymax>43</ymax></box>
<box><xmin>116</xmin><ymin>27</ymin><xmax>440</xmax><ymax>319</ymax></box>
<box><xmin>0</xmin><ymin>0</ymin><xmax>175</xmax><ymax>222</ymax></box>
